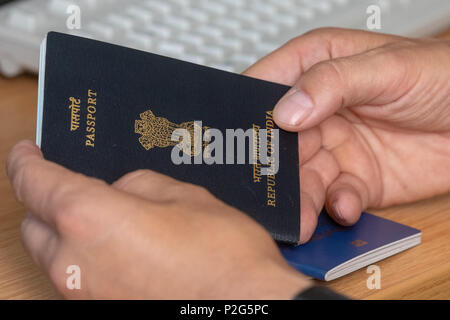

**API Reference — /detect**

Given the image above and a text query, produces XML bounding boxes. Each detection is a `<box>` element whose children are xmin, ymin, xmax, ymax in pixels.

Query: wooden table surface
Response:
<box><xmin>1</xmin><ymin>30</ymin><xmax>450</xmax><ymax>300</ymax></box>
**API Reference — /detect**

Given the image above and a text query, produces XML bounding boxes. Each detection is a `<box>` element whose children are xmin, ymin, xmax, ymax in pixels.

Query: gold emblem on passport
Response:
<box><xmin>135</xmin><ymin>109</ymin><xmax>208</xmax><ymax>156</ymax></box>
<box><xmin>351</xmin><ymin>239</ymin><xmax>368</xmax><ymax>247</ymax></box>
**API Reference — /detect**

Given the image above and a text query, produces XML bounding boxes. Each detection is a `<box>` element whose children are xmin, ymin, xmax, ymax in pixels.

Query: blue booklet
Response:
<box><xmin>280</xmin><ymin>210</ymin><xmax>421</xmax><ymax>281</ymax></box>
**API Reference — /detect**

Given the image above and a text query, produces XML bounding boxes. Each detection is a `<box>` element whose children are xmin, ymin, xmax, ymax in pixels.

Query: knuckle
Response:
<box><xmin>310</xmin><ymin>60</ymin><xmax>346</xmax><ymax>86</ymax></box>
<box><xmin>168</xmin><ymin>182</ymin><xmax>212</xmax><ymax>201</ymax></box>
<box><xmin>53</xmin><ymin>198</ymin><xmax>82</xmax><ymax>235</ymax></box>
<box><xmin>7</xmin><ymin>141</ymin><xmax>37</xmax><ymax>178</ymax></box>
<box><xmin>186</xmin><ymin>185</ymin><xmax>215</xmax><ymax>204</ymax></box>
<box><xmin>51</xmin><ymin>184</ymin><xmax>92</xmax><ymax>236</ymax></box>
<box><xmin>11</xmin><ymin>160</ymin><xmax>35</xmax><ymax>201</ymax></box>
<box><xmin>52</xmin><ymin>180</ymin><xmax>106</xmax><ymax>238</ymax></box>
<box><xmin>188</xmin><ymin>184</ymin><xmax>211</xmax><ymax>197</ymax></box>
<box><xmin>165</xmin><ymin>181</ymin><xmax>190</xmax><ymax>197</ymax></box>
<box><xmin>10</xmin><ymin>164</ymin><xmax>25</xmax><ymax>193</ymax></box>
<box><xmin>113</xmin><ymin>169</ymin><xmax>157</xmax><ymax>190</ymax></box>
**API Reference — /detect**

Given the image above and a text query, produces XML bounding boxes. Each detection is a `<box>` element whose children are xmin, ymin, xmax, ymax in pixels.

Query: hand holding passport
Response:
<box><xmin>14</xmin><ymin>28</ymin><xmax>450</xmax><ymax>299</ymax></box>
<box><xmin>32</xmin><ymin>31</ymin><xmax>427</xmax><ymax>284</ymax></box>
<box><xmin>7</xmin><ymin>140</ymin><xmax>312</xmax><ymax>299</ymax></box>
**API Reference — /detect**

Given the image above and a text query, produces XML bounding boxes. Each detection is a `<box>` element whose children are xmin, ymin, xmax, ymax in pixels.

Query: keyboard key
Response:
<box><xmin>252</xmin><ymin>22</ymin><xmax>279</xmax><ymax>36</ymax></box>
<box><xmin>255</xmin><ymin>42</ymin><xmax>278</xmax><ymax>54</ymax></box>
<box><xmin>158</xmin><ymin>41</ymin><xmax>185</xmax><ymax>55</ymax></box>
<box><xmin>126</xmin><ymin>5</ymin><xmax>153</xmax><ymax>21</ymax></box>
<box><xmin>301</xmin><ymin>0</ymin><xmax>333</xmax><ymax>13</ymax></box>
<box><xmin>214</xmin><ymin>18</ymin><xmax>241</xmax><ymax>31</ymax></box>
<box><xmin>86</xmin><ymin>22</ymin><xmax>115</xmax><ymax>40</ymax></box>
<box><xmin>163</xmin><ymin>16</ymin><xmax>191</xmax><ymax>31</ymax></box>
<box><xmin>169</xmin><ymin>0</ymin><xmax>191</xmax><ymax>7</ymax></box>
<box><xmin>272</xmin><ymin>13</ymin><xmax>298</xmax><ymax>27</ymax></box>
<box><xmin>48</xmin><ymin>0</ymin><xmax>77</xmax><ymax>16</ymax></box>
<box><xmin>234</xmin><ymin>29</ymin><xmax>261</xmax><ymax>43</ymax></box>
<box><xmin>182</xmin><ymin>53</ymin><xmax>206</xmax><ymax>65</ymax></box>
<box><xmin>182</xmin><ymin>8</ymin><xmax>209</xmax><ymax>23</ymax></box>
<box><xmin>81</xmin><ymin>0</ymin><xmax>100</xmax><ymax>9</ymax></box>
<box><xmin>378</xmin><ymin>0</ymin><xmax>392</xmax><ymax>11</ymax></box>
<box><xmin>332</xmin><ymin>0</ymin><xmax>350</xmax><ymax>5</ymax></box>
<box><xmin>198</xmin><ymin>1</ymin><xmax>227</xmax><ymax>15</ymax></box>
<box><xmin>197</xmin><ymin>46</ymin><xmax>225</xmax><ymax>60</ymax></box>
<box><xmin>125</xmin><ymin>31</ymin><xmax>153</xmax><ymax>50</ymax></box>
<box><xmin>107</xmin><ymin>14</ymin><xmax>134</xmax><ymax>29</ymax></box>
<box><xmin>292</xmin><ymin>7</ymin><xmax>315</xmax><ymax>20</ymax></box>
<box><xmin>7</xmin><ymin>9</ymin><xmax>37</xmax><ymax>31</ymax></box>
<box><xmin>232</xmin><ymin>11</ymin><xmax>259</xmax><ymax>23</ymax></box>
<box><xmin>196</xmin><ymin>25</ymin><xmax>223</xmax><ymax>38</ymax></box>
<box><xmin>230</xmin><ymin>53</ymin><xmax>257</xmax><ymax>66</ymax></box>
<box><xmin>177</xmin><ymin>32</ymin><xmax>204</xmax><ymax>46</ymax></box>
<box><xmin>216</xmin><ymin>37</ymin><xmax>243</xmax><ymax>51</ymax></box>
<box><xmin>144</xmin><ymin>24</ymin><xmax>172</xmax><ymax>39</ymax></box>
<box><xmin>144</xmin><ymin>0</ymin><xmax>172</xmax><ymax>14</ymax></box>
<box><xmin>220</xmin><ymin>0</ymin><xmax>245</xmax><ymax>8</ymax></box>
<box><xmin>250</xmin><ymin>3</ymin><xmax>278</xmax><ymax>17</ymax></box>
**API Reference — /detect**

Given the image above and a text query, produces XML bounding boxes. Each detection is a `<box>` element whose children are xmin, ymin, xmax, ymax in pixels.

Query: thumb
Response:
<box><xmin>273</xmin><ymin>44</ymin><xmax>413</xmax><ymax>131</ymax></box>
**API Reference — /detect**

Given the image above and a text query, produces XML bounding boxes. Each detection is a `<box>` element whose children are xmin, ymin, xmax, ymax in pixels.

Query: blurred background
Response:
<box><xmin>0</xmin><ymin>0</ymin><xmax>449</xmax><ymax>77</ymax></box>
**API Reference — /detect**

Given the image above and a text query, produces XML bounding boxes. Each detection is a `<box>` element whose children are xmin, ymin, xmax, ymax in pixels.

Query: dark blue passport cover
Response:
<box><xmin>38</xmin><ymin>32</ymin><xmax>300</xmax><ymax>243</ymax></box>
<box><xmin>280</xmin><ymin>210</ymin><xmax>421</xmax><ymax>280</ymax></box>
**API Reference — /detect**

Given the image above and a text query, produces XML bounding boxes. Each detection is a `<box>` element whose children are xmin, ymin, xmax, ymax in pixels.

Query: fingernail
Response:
<box><xmin>332</xmin><ymin>201</ymin><xmax>344</xmax><ymax>222</ymax></box>
<box><xmin>274</xmin><ymin>89</ymin><xmax>314</xmax><ymax>126</ymax></box>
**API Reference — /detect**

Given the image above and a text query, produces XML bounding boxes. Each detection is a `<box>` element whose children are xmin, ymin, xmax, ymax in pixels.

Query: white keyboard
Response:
<box><xmin>0</xmin><ymin>0</ymin><xmax>449</xmax><ymax>77</ymax></box>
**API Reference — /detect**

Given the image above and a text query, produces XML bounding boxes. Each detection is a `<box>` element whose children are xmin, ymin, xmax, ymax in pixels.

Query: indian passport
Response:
<box><xmin>36</xmin><ymin>32</ymin><xmax>301</xmax><ymax>244</ymax></box>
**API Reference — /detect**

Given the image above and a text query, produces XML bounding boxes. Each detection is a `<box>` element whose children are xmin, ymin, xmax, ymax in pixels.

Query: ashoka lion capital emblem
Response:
<box><xmin>135</xmin><ymin>109</ymin><xmax>208</xmax><ymax>156</ymax></box>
